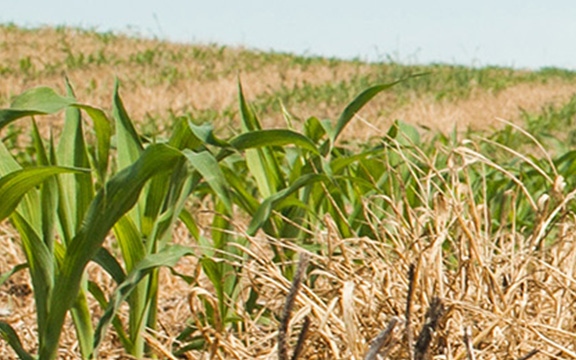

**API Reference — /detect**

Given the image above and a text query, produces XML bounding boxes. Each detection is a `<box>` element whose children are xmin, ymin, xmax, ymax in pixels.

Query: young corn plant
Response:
<box><xmin>100</xmin><ymin>82</ymin><xmax>234</xmax><ymax>359</ymax></box>
<box><xmin>172</xmin><ymin>80</ymin><xmax>419</xmax><ymax>354</ymax></box>
<box><xmin>0</xmin><ymin>82</ymin><xmax>233</xmax><ymax>360</ymax></box>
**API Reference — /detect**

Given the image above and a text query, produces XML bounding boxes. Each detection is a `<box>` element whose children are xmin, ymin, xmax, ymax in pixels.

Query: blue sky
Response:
<box><xmin>3</xmin><ymin>0</ymin><xmax>576</xmax><ymax>69</ymax></box>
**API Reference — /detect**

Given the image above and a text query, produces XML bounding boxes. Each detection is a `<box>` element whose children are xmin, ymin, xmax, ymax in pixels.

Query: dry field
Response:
<box><xmin>2</xmin><ymin>25</ymin><xmax>576</xmax><ymax>360</ymax></box>
<box><xmin>2</xmin><ymin>25</ymin><xmax>576</xmax><ymax>136</ymax></box>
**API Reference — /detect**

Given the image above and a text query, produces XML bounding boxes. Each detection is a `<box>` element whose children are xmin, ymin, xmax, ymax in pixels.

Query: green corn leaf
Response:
<box><xmin>182</xmin><ymin>150</ymin><xmax>232</xmax><ymax>213</ymax></box>
<box><xmin>200</xmin><ymin>257</ymin><xmax>225</xmax><ymax>324</ymax></box>
<box><xmin>229</xmin><ymin>129</ymin><xmax>320</xmax><ymax>155</ymax></box>
<box><xmin>280</xmin><ymin>101</ymin><xmax>297</xmax><ymax>129</ymax></box>
<box><xmin>141</xmin><ymin>170</ymin><xmax>173</xmax><ymax>238</ymax></box>
<box><xmin>39</xmin><ymin>172</ymin><xmax>58</xmax><ymax>253</ymax></box>
<box><xmin>57</xmin><ymin>81</ymin><xmax>94</xmax><ymax>238</ymax></box>
<box><xmin>245</xmin><ymin>148</ymin><xmax>279</xmax><ymax>199</ymax></box>
<box><xmin>92</xmin><ymin>248</ymin><xmax>127</xmax><ymax>284</ymax></box>
<box><xmin>210</xmin><ymin>200</ymin><xmax>232</xmax><ymax>251</ymax></box>
<box><xmin>169</xmin><ymin>118</ymin><xmax>203</xmax><ymax>150</ymax></box>
<box><xmin>70</xmin><ymin>289</ymin><xmax>95</xmax><ymax>359</ymax></box>
<box><xmin>0</xmin><ymin>166</ymin><xmax>88</xmax><ymax>222</ymax></box>
<box><xmin>336</xmin><ymin>175</ymin><xmax>380</xmax><ymax>193</ymax></box>
<box><xmin>0</xmin><ymin>109</ymin><xmax>45</xmax><ymax>129</ymax></box>
<box><xmin>221</xmin><ymin>166</ymin><xmax>259</xmax><ymax>214</ymax></box>
<box><xmin>113</xmin><ymin>216</ymin><xmax>146</xmax><ymax>273</ymax></box>
<box><xmin>10</xmin><ymin>87</ymin><xmax>75</xmax><ymax>112</ymax></box>
<box><xmin>125</xmin><ymin>149</ymin><xmax>195</xmax><ymax>357</ymax></box>
<box><xmin>386</xmin><ymin>119</ymin><xmax>399</xmax><ymax>140</ymax></box>
<box><xmin>148</xmin><ymin>163</ymin><xmax>195</xmax><ymax>250</ymax></box>
<box><xmin>87</xmin><ymin>281</ymin><xmax>132</xmax><ymax>351</ymax></box>
<box><xmin>0</xmin><ymin>263</ymin><xmax>28</xmax><ymax>287</ymax></box>
<box><xmin>113</xmin><ymin>79</ymin><xmax>143</xmax><ymax>171</ymax></box>
<box><xmin>0</xmin><ymin>138</ymin><xmax>22</xmax><ymax>175</ymax></box>
<box><xmin>143</xmin><ymin>154</ymin><xmax>194</xmax><ymax>247</ymax></box>
<box><xmin>247</xmin><ymin>174</ymin><xmax>329</xmax><ymax>235</ymax></box>
<box><xmin>113</xmin><ymin>80</ymin><xmax>144</xmax><ymax>229</ymax></box>
<box><xmin>332</xmin><ymin>80</ymin><xmax>403</xmax><ymax>144</ymax></box>
<box><xmin>187</xmin><ymin>121</ymin><xmax>229</xmax><ymax>147</ymax></box>
<box><xmin>31</xmin><ymin>122</ymin><xmax>60</xmax><ymax>252</ymax></box>
<box><xmin>304</xmin><ymin>116</ymin><xmax>327</xmax><ymax>143</ymax></box>
<box><xmin>92</xmin><ymin>245</ymin><xmax>194</xmax><ymax>353</ymax></box>
<box><xmin>330</xmin><ymin>149</ymin><xmax>382</xmax><ymax>174</ymax></box>
<box><xmin>0</xmin><ymin>85</ymin><xmax>111</xmax><ymax>186</ymax></box>
<box><xmin>10</xmin><ymin>212</ymin><xmax>54</xmax><ymax>345</ymax></box>
<box><xmin>143</xmin><ymin>123</ymin><xmax>196</xmax><ymax>240</ymax></box>
<box><xmin>0</xmin><ymin>141</ymin><xmax>44</xmax><ymax>229</ymax></box>
<box><xmin>396</xmin><ymin>120</ymin><xmax>421</xmax><ymax>146</ymax></box>
<box><xmin>168</xmin><ymin>266</ymin><xmax>196</xmax><ymax>285</ymax></box>
<box><xmin>74</xmin><ymin>104</ymin><xmax>112</xmax><ymax>184</ymax></box>
<box><xmin>179</xmin><ymin>209</ymin><xmax>199</xmax><ymax>241</ymax></box>
<box><xmin>31</xmin><ymin>119</ymin><xmax>50</xmax><ymax>166</ymax></box>
<box><xmin>0</xmin><ymin>322</ymin><xmax>35</xmax><ymax>360</ymax></box>
<box><xmin>237</xmin><ymin>81</ymin><xmax>285</xmax><ymax>198</ymax></box>
<box><xmin>238</xmin><ymin>81</ymin><xmax>261</xmax><ymax>132</ymax></box>
<box><xmin>0</xmin><ymin>87</ymin><xmax>75</xmax><ymax>129</ymax></box>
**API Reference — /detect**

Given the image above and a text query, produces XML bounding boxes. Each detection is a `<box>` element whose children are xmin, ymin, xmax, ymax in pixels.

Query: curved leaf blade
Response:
<box><xmin>182</xmin><ymin>150</ymin><xmax>232</xmax><ymax>213</ymax></box>
<box><xmin>0</xmin><ymin>322</ymin><xmax>35</xmax><ymax>360</ymax></box>
<box><xmin>0</xmin><ymin>263</ymin><xmax>28</xmax><ymax>287</ymax></box>
<box><xmin>0</xmin><ymin>166</ymin><xmax>89</xmax><ymax>222</ymax></box>
<box><xmin>247</xmin><ymin>174</ymin><xmax>328</xmax><ymax>235</ymax></box>
<box><xmin>332</xmin><ymin>80</ymin><xmax>403</xmax><ymax>143</ymax></box>
<box><xmin>74</xmin><ymin>104</ymin><xmax>112</xmax><ymax>184</ymax></box>
<box><xmin>113</xmin><ymin>79</ymin><xmax>143</xmax><ymax>171</ymax></box>
<box><xmin>10</xmin><ymin>87</ymin><xmax>76</xmax><ymax>112</ymax></box>
<box><xmin>0</xmin><ymin>87</ymin><xmax>76</xmax><ymax>130</ymax></box>
<box><xmin>92</xmin><ymin>245</ymin><xmax>194</xmax><ymax>353</ymax></box>
<box><xmin>230</xmin><ymin>129</ymin><xmax>320</xmax><ymax>155</ymax></box>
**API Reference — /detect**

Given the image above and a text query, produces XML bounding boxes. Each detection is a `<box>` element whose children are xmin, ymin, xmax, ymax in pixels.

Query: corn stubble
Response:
<box><xmin>1</xmin><ymin>74</ymin><xmax>576</xmax><ymax>360</ymax></box>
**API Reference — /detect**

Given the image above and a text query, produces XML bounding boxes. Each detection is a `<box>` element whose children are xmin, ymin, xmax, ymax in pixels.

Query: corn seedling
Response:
<box><xmin>0</xmin><ymin>81</ymin><xmax>236</xmax><ymax>359</ymax></box>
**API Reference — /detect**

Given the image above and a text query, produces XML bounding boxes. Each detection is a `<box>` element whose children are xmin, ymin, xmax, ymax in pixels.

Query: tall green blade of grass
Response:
<box><xmin>0</xmin><ymin>264</ymin><xmax>28</xmax><ymax>288</ymax></box>
<box><xmin>34</xmin><ymin>83</ymin><xmax>97</xmax><ymax>359</ymax></box>
<box><xmin>140</xmin><ymin>160</ymin><xmax>193</xmax><ymax>351</ymax></box>
<box><xmin>110</xmin><ymin>84</ymin><xmax>228</xmax><ymax>357</ymax></box>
